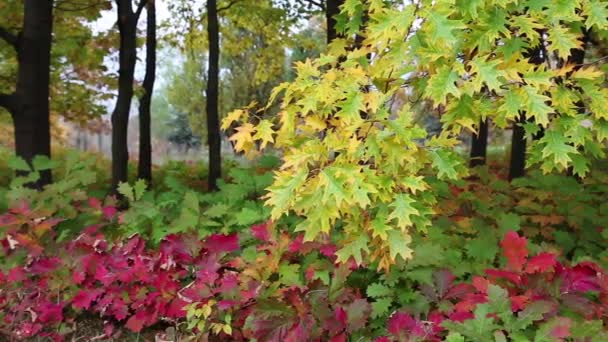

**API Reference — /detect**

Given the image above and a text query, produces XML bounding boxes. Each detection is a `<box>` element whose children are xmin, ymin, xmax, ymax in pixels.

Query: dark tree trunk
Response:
<box><xmin>206</xmin><ymin>0</ymin><xmax>221</xmax><ymax>191</ymax></box>
<box><xmin>508</xmin><ymin>36</ymin><xmax>546</xmax><ymax>180</ymax></box>
<box><xmin>469</xmin><ymin>118</ymin><xmax>488</xmax><ymax>167</ymax></box>
<box><xmin>509</xmin><ymin>113</ymin><xmax>527</xmax><ymax>181</ymax></box>
<box><xmin>111</xmin><ymin>0</ymin><xmax>146</xmax><ymax>192</ymax></box>
<box><xmin>138</xmin><ymin>0</ymin><xmax>156</xmax><ymax>184</ymax></box>
<box><xmin>325</xmin><ymin>0</ymin><xmax>343</xmax><ymax>44</ymax></box>
<box><xmin>0</xmin><ymin>1</ymin><xmax>54</xmax><ymax>189</ymax></box>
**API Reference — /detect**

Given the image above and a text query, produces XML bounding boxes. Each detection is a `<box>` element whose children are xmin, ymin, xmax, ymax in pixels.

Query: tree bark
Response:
<box><xmin>206</xmin><ymin>0</ymin><xmax>221</xmax><ymax>191</ymax></box>
<box><xmin>138</xmin><ymin>0</ymin><xmax>156</xmax><ymax>184</ymax></box>
<box><xmin>508</xmin><ymin>38</ymin><xmax>545</xmax><ymax>180</ymax></box>
<box><xmin>469</xmin><ymin>118</ymin><xmax>488</xmax><ymax>167</ymax></box>
<box><xmin>509</xmin><ymin>113</ymin><xmax>527</xmax><ymax>181</ymax></box>
<box><xmin>111</xmin><ymin>0</ymin><xmax>145</xmax><ymax>193</ymax></box>
<box><xmin>0</xmin><ymin>1</ymin><xmax>54</xmax><ymax>189</ymax></box>
<box><xmin>325</xmin><ymin>0</ymin><xmax>343</xmax><ymax>44</ymax></box>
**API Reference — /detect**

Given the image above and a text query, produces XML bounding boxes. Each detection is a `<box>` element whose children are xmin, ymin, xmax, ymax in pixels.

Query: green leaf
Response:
<box><xmin>387</xmin><ymin>194</ymin><xmax>418</xmax><ymax>230</ymax></box>
<box><xmin>367</xmin><ymin>282</ymin><xmax>392</xmax><ymax>298</ymax></box>
<box><xmin>117</xmin><ymin>182</ymin><xmax>134</xmax><ymax>202</ymax></box>
<box><xmin>582</xmin><ymin>0</ymin><xmax>608</xmax><ymax>30</ymax></box>
<box><xmin>133</xmin><ymin>179</ymin><xmax>147</xmax><ymax>201</ymax></box>
<box><xmin>470</xmin><ymin>57</ymin><xmax>505</xmax><ymax>92</ymax></box>
<box><xmin>371</xmin><ymin>297</ymin><xmax>392</xmax><ymax>318</ymax></box>
<box><xmin>278</xmin><ymin>263</ymin><xmax>302</xmax><ymax>287</ymax></box>
<box><xmin>430</xmin><ymin>150</ymin><xmax>459</xmax><ymax>179</ymax></box>
<box><xmin>540</xmin><ymin>131</ymin><xmax>578</xmax><ymax>169</ymax></box>
<box><xmin>425</xmin><ymin>66</ymin><xmax>461</xmax><ymax>106</ymax></box>
<box><xmin>386</xmin><ymin>229</ymin><xmax>413</xmax><ymax>261</ymax></box>
<box><xmin>335</xmin><ymin>234</ymin><xmax>369</xmax><ymax>265</ymax></box>
<box><xmin>8</xmin><ymin>156</ymin><xmax>31</xmax><ymax>172</ymax></box>
<box><xmin>32</xmin><ymin>155</ymin><xmax>57</xmax><ymax>171</ymax></box>
<box><xmin>466</xmin><ymin>233</ymin><xmax>498</xmax><ymax>262</ymax></box>
<box><xmin>235</xmin><ymin>207</ymin><xmax>263</xmax><ymax>226</ymax></box>
<box><xmin>547</xmin><ymin>25</ymin><xmax>582</xmax><ymax>60</ymax></box>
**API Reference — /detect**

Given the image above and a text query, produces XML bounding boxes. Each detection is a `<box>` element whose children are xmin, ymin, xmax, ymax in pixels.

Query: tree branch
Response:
<box><xmin>0</xmin><ymin>92</ymin><xmax>17</xmax><ymax>113</ymax></box>
<box><xmin>575</xmin><ymin>55</ymin><xmax>608</xmax><ymax>67</ymax></box>
<box><xmin>296</xmin><ymin>0</ymin><xmax>325</xmax><ymax>11</ymax></box>
<box><xmin>135</xmin><ymin>0</ymin><xmax>148</xmax><ymax>20</ymax></box>
<box><xmin>217</xmin><ymin>0</ymin><xmax>240</xmax><ymax>13</ymax></box>
<box><xmin>0</xmin><ymin>26</ymin><xmax>18</xmax><ymax>49</ymax></box>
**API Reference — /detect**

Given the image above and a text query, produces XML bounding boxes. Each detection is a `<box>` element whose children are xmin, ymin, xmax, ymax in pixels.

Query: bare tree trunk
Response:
<box><xmin>470</xmin><ymin>118</ymin><xmax>488</xmax><ymax>167</ymax></box>
<box><xmin>0</xmin><ymin>0</ymin><xmax>54</xmax><ymax>189</ymax></box>
<box><xmin>206</xmin><ymin>0</ymin><xmax>221</xmax><ymax>191</ymax></box>
<box><xmin>325</xmin><ymin>0</ymin><xmax>344</xmax><ymax>44</ymax></box>
<box><xmin>138</xmin><ymin>0</ymin><xmax>156</xmax><ymax>184</ymax></box>
<box><xmin>111</xmin><ymin>0</ymin><xmax>146</xmax><ymax>193</ymax></box>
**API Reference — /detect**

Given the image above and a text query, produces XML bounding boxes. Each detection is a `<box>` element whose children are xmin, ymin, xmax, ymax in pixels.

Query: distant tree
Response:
<box><xmin>111</xmin><ymin>0</ymin><xmax>147</xmax><ymax>193</ymax></box>
<box><xmin>138</xmin><ymin>0</ymin><xmax>156</xmax><ymax>183</ymax></box>
<box><xmin>0</xmin><ymin>0</ymin><xmax>54</xmax><ymax>188</ymax></box>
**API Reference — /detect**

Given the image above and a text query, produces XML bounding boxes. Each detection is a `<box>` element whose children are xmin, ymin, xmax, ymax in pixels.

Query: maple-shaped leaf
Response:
<box><xmin>525</xmin><ymin>252</ymin><xmax>557</xmax><ymax>273</ymax></box>
<box><xmin>72</xmin><ymin>289</ymin><xmax>103</xmax><ymax>310</ymax></box>
<box><xmin>500</xmin><ymin>231</ymin><xmax>528</xmax><ymax>272</ymax></box>
<box><xmin>387</xmin><ymin>194</ymin><xmax>418</xmax><ymax>230</ymax></box>
<box><xmin>253</xmin><ymin>119</ymin><xmax>275</xmax><ymax>149</ymax></box>
<box><xmin>582</xmin><ymin>0</ymin><xmax>608</xmax><ymax>30</ymax></box>
<box><xmin>367</xmin><ymin>282</ymin><xmax>392</xmax><ymax>298</ymax></box>
<box><xmin>229</xmin><ymin>123</ymin><xmax>256</xmax><ymax>153</ymax></box>
<box><xmin>430</xmin><ymin>150</ymin><xmax>460</xmax><ymax>179</ymax></box>
<box><xmin>425</xmin><ymin>66</ymin><xmax>461</xmax><ymax>106</ymax></box>
<box><xmin>251</xmin><ymin>221</ymin><xmax>271</xmax><ymax>241</ymax></box>
<box><xmin>345</xmin><ymin>299</ymin><xmax>371</xmax><ymax>332</ymax></box>
<box><xmin>221</xmin><ymin>109</ymin><xmax>246</xmax><ymax>130</ymax></box>
<box><xmin>335</xmin><ymin>234</ymin><xmax>369</xmax><ymax>265</ymax></box>
<box><xmin>204</xmin><ymin>233</ymin><xmax>239</xmax><ymax>254</ymax></box>
<box><xmin>469</xmin><ymin>57</ymin><xmax>505</xmax><ymax>92</ymax></box>
<box><xmin>386</xmin><ymin>230</ymin><xmax>413</xmax><ymax>262</ymax></box>
<box><xmin>535</xmin><ymin>317</ymin><xmax>572</xmax><ymax>342</ymax></box>
<box><xmin>126</xmin><ymin>311</ymin><xmax>147</xmax><ymax>332</ymax></box>
<box><xmin>547</xmin><ymin>25</ymin><xmax>582</xmax><ymax>60</ymax></box>
<box><xmin>540</xmin><ymin>131</ymin><xmax>579</xmax><ymax>168</ymax></box>
<box><xmin>523</xmin><ymin>86</ymin><xmax>553</xmax><ymax>127</ymax></box>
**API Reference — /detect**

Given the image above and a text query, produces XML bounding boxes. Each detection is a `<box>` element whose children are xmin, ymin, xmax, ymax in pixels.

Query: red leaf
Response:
<box><xmin>126</xmin><ymin>312</ymin><xmax>146</xmax><ymax>332</ymax></box>
<box><xmin>549</xmin><ymin>317</ymin><xmax>572</xmax><ymax>339</ymax></box>
<box><xmin>72</xmin><ymin>289</ymin><xmax>103</xmax><ymax>309</ymax></box>
<box><xmin>319</xmin><ymin>244</ymin><xmax>337</xmax><ymax>257</ymax></box>
<box><xmin>8</xmin><ymin>266</ymin><xmax>26</xmax><ymax>282</ymax></box>
<box><xmin>334</xmin><ymin>307</ymin><xmax>347</xmax><ymax>327</ymax></box>
<box><xmin>88</xmin><ymin>197</ymin><xmax>102</xmax><ymax>210</ymax></box>
<box><xmin>388</xmin><ymin>312</ymin><xmax>416</xmax><ymax>335</ymax></box>
<box><xmin>330</xmin><ymin>333</ymin><xmax>347</xmax><ymax>342</ymax></box>
<box><xmin>526</xmin><ymin>252</ymin><xmax>557</xmax><ymax>273</ymax></box>
<box><xmin>251</xmin><ymin>222</ymin><xmax>271</xmax><ymax>241</ymax></box>
<box><xmin>37</xmin><ymin>302</ymin><xmax>64</xmax><ymax>323</ymax></box>
<box><xmin>205</xmin><ymin>233</ymin><xmax>239</xmax><ymax>254</ymax></box>
<box><xmin>102</xmin><ymin>206</ymin><xmax>117</xmax><ymax>220</ymax></box>
<box><xmin>472</xmin><ymin>276</ymin><xmax>490</xmax><ymax>293</ymax></box>
<box><xmin>500</xmin><ymin>231</ymin><xmax>528</xmax><ymax>272</ymax></box>
<box><xmin>485</xmin><ymin>268</ymin><xmax>523</xmax><ymax>285</ymax></box>
<box><xmin>288</xmin><ymin>234</ymin><xmax>304</xmax><ymax>253</ymax></box>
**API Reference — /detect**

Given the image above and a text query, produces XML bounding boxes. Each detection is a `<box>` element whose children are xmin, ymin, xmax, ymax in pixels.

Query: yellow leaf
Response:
<box><xmin>221</xmin><ymin>109</ymin><xmax>246</xmax><ymax>131</ymax></box>
<box><xmin>253</xmin><ymin>120</ymin><xmax>275</xmax><ymax>149</ymax></box>
<box><xmin>229</xmin><ymin>123</ymin><xmax>256</xmax><ymax>153</ymax></box>
<box><xmin>571</xmin><ymin>66</ymin><xmax>604</xmax><ymax>80</ymax></box>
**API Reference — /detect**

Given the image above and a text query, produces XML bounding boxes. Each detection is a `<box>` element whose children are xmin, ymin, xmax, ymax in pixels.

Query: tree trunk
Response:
<box><xmin>469</xmin><ymin>118</ymin><xmax>488</xmax><ymax>167</ymax></box>
<box><xmin>0</xmin><ymin>1</ymin><xmax>54</xmax><ymax>189</ymax></box>
<box><xmin>325</xmin><ymin>0</ymin><xmax>344</xmax><ymax>44</ymax></box>
<box><xmin>206</xmin><ymin>0</ymin><xmax>221</xmax><ymax>191</ymax></box>
<box><xmin>138</xmin><ymin>0</ymin><xmax>156</xmax><ymax>184</ymax></box>
<box><xmin>509</xmin><ymin>113</ymin><xmax>527</xmax><ymax>181</ymax></box>
<box><xmin>111</xmin><ymin>0</ymin><xmax>143</xmax><ymax>192</ymax></box>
